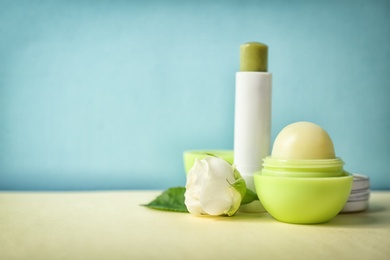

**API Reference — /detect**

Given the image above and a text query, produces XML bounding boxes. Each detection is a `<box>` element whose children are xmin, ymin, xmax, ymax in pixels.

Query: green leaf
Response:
<box><xmin>241</xmin><ymin>188</ymin><xmax>259</xmax><ymax>205</ymax></box>
<box><xmin>142</xmin><ymin>187</ymin><xmax>188</xmax><ymax>213</ymax></box>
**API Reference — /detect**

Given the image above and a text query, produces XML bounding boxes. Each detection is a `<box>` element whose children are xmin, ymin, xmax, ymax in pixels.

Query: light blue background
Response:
<box><xmin>1</xmin><ymin>0</ymin><xmax>389</xmax><ymax>190</ymax></box>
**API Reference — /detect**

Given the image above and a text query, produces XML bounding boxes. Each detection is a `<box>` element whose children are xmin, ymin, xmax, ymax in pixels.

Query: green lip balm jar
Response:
<box><xmin>254</xmin><ymin>122</ymin><xmax>353</xmax><ymax>224</ymax></box>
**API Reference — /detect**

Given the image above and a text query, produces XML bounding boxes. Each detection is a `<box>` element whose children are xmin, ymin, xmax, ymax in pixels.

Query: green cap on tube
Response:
<box><xmin>240</xmin><ymin>42</ymin><xmax>268</xmax><ymax>72</ymax></box>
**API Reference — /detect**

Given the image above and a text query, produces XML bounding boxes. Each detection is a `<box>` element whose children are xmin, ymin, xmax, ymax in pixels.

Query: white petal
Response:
<box><xmin>200</xmin><ymin>187</ymin><xmax>233</xmax><ymax>215</ymax></box>
<box><xmin>200</xmin><ymin>157</ymin><xmax>235</xmax><ymax>215</ymax></box>
<box><xmin>184</xmin><ymin>194</ymin><xmax>205</xmax><ymax>215</ymax></box>
<box><xmin>184</xmin><ymin>159</ymin><xmax>208</xmax><ymax>215</ymax></box>
<box><xmin>205</xmin><ymin>157</ymin><xmax>235</xmax><ymax>181</ymax></box>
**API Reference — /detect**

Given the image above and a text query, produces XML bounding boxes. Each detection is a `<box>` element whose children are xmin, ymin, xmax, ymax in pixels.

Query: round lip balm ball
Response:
<box><xmin>271</xmin><ymin>121</ymin><xmax>336</xmax><ymax>160</ymax></box>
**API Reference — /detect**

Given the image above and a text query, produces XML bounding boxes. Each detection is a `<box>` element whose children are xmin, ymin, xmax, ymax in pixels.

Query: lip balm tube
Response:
<box><xmin>234</xmin><ymin>42</ymin><xmax>272</xmax><ymax>212</ymax></box>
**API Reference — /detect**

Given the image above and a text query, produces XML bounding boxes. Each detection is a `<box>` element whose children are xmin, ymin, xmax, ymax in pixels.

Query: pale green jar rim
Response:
<box><xmin>261</xmin><ymin>156</ymin><xmax>345</xmax><ymax>178</ymax></box>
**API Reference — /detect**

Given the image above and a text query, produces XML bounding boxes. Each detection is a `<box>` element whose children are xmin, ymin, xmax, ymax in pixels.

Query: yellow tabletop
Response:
<box><xmin>1</xmin><ymin>191</ymin><xmax>389</xmax><ymax>260</ymax></box>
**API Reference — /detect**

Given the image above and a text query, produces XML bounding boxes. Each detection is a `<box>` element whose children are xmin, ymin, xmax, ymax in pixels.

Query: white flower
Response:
<box><xmin>184</xmin><ymin>156</ymin><xmax>246</xmax><ymax>216</ymax></box>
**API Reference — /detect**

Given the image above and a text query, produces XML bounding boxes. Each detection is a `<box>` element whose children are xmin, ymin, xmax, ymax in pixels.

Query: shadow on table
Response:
<box><xmin>324</xmin><ymin>202</ymin><xmax>388</xmax><ymax>228</ymax></box>
<box><xmin>208</xmin><ymin>202</ymin><xmax>388</xmax><ymax>228</ymax></box>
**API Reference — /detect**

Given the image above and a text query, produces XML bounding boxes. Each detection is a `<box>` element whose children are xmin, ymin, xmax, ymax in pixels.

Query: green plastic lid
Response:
<box><xmin>240</xmin><ymin>42</ymin><xmax>268</xmax><ymax>72</ymax></box>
